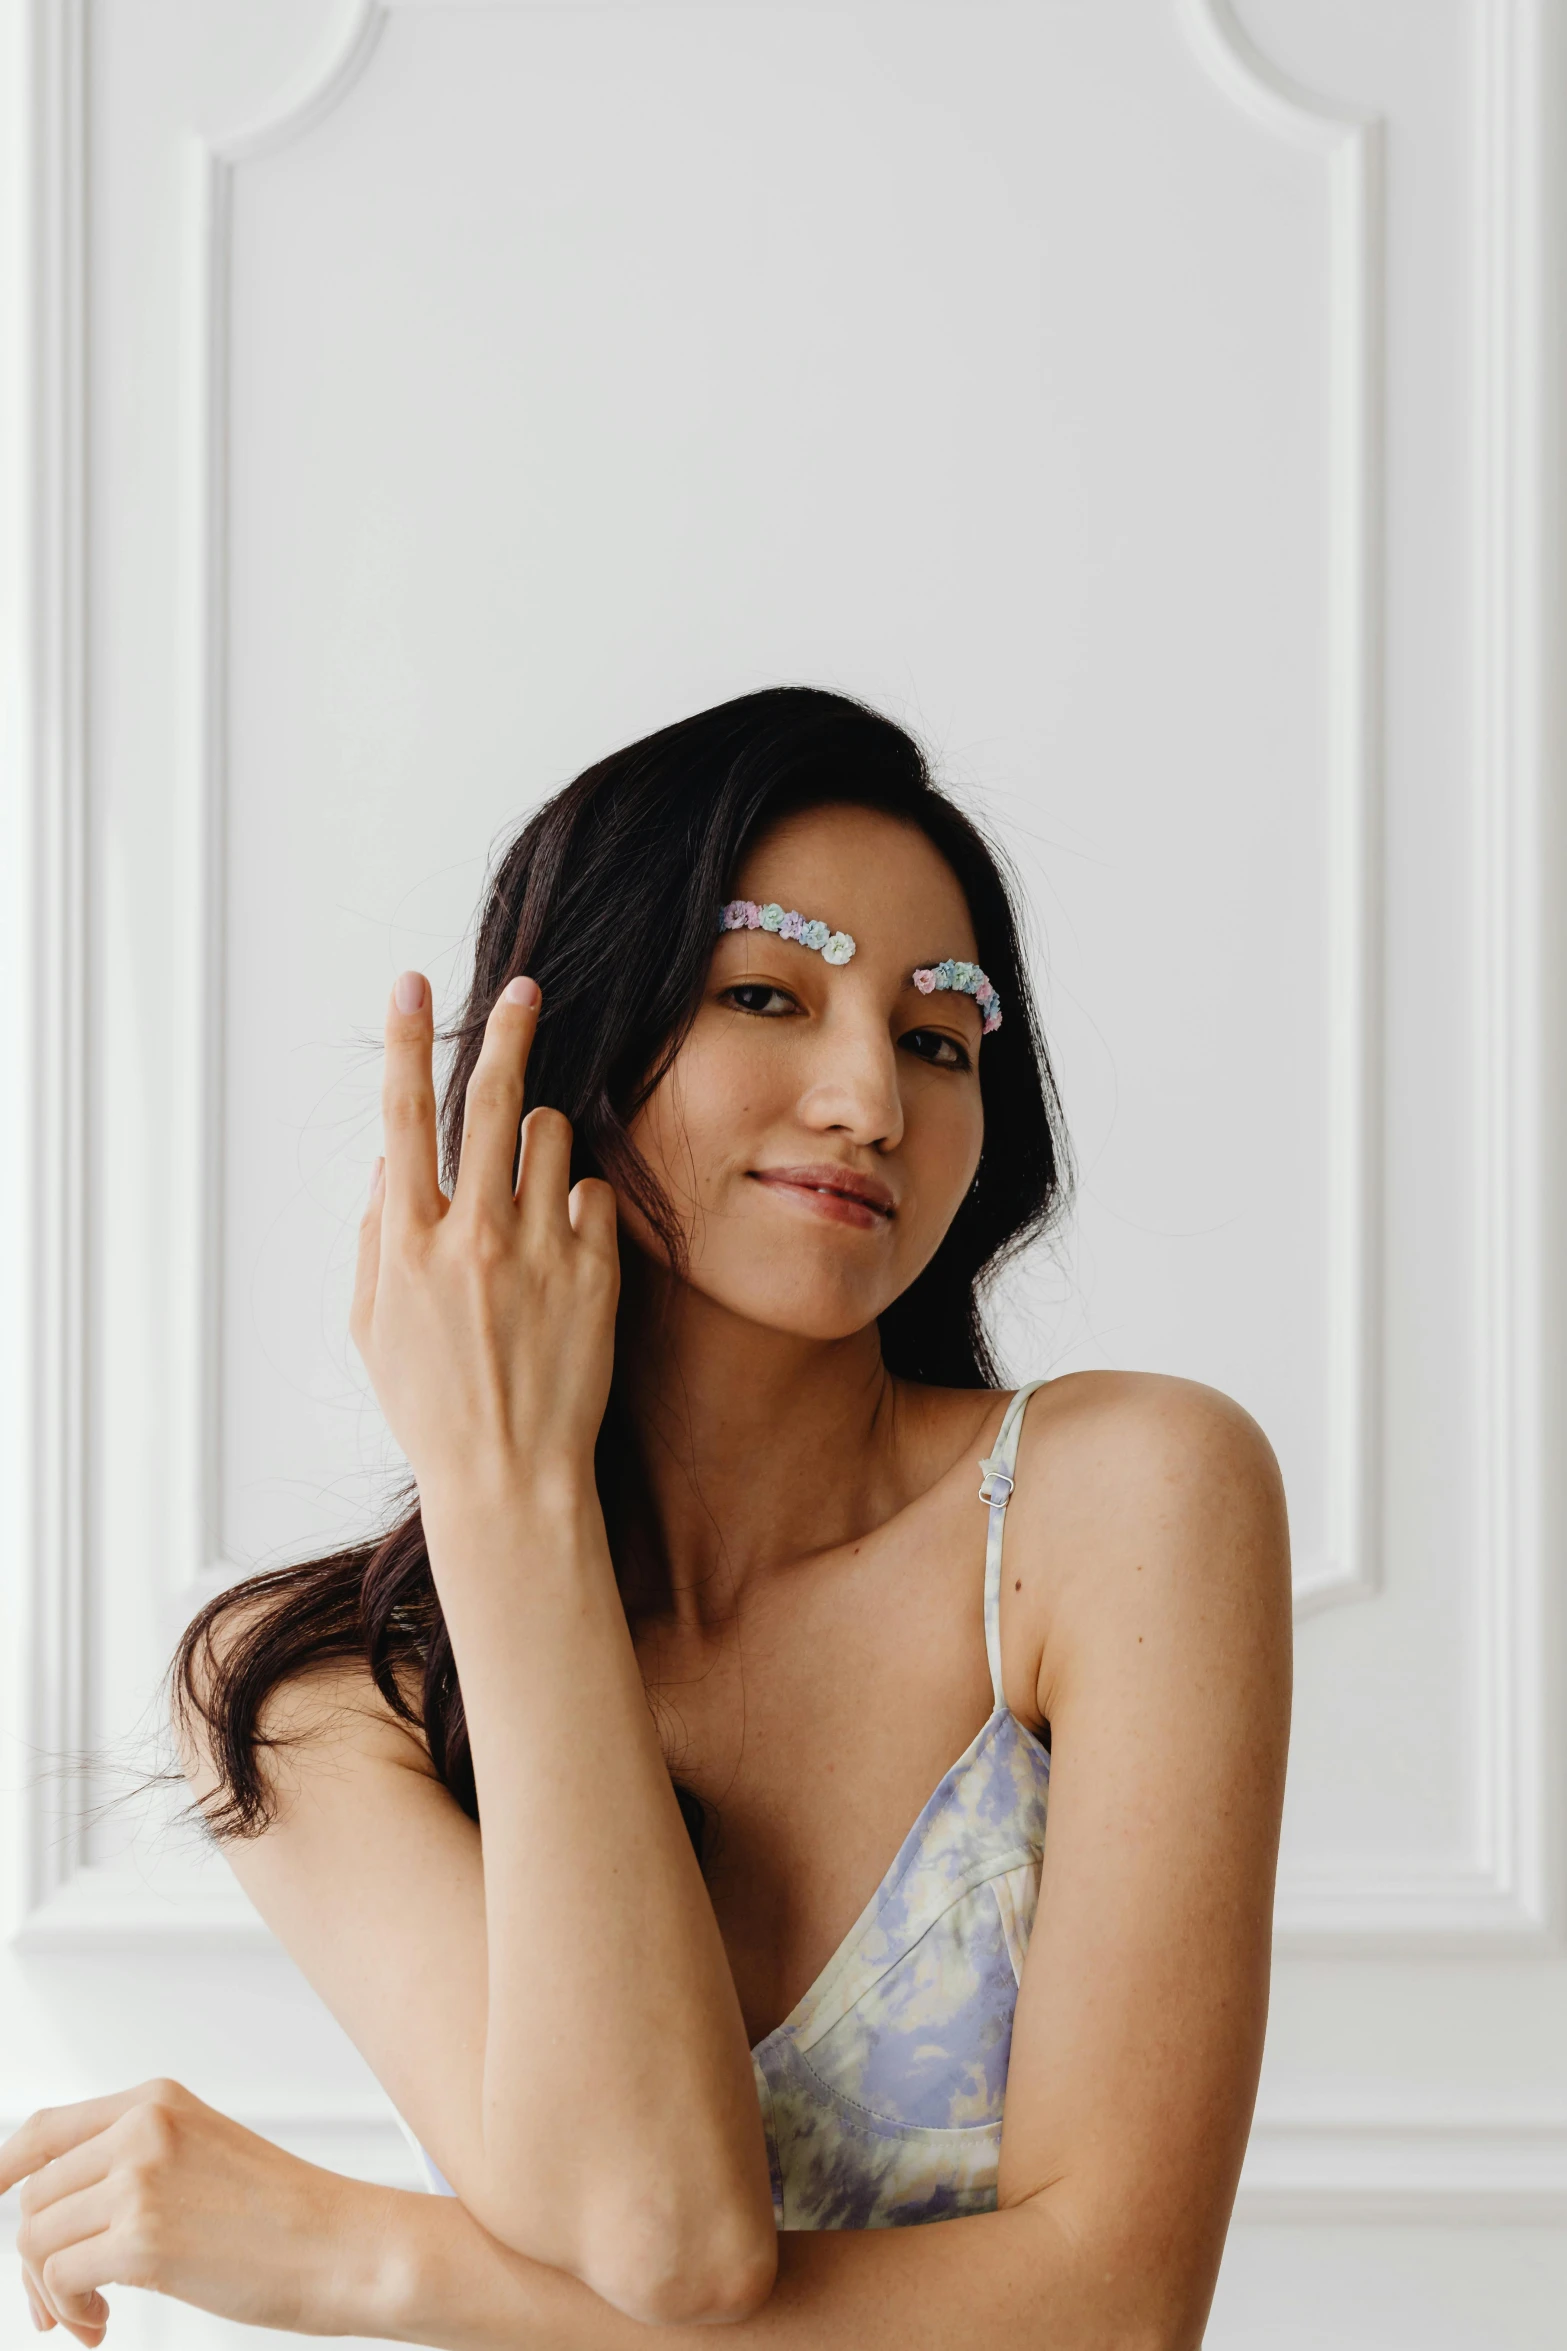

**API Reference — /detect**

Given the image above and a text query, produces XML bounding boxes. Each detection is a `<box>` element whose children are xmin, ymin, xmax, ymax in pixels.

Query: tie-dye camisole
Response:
<box><xmin>396</xmin><ymin>1379</ymin><xmax>1052</xmax><ymax>2232</ymax></box>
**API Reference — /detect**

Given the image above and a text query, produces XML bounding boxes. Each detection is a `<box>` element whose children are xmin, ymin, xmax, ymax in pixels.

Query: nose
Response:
<box><xmin>795</xmin><ymin>1001</ymin><xmax>905</xmax><ymax>1153</ymax></box>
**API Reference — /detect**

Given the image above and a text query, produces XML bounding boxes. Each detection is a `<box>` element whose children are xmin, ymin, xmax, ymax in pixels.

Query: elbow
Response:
<box><xmin>581</xmin><ymin>2196</ymin><xmax>778</xmax><ymax>2327</ymax></box>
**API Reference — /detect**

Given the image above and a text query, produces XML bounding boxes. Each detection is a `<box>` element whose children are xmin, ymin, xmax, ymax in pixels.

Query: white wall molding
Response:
<box><xmin>1236</xmin><ymin>2107</ymin><xmax>1567</xmax><ymax>2227</ymax></box>
<box><xmin>1462</xmin><ymin>0</ymin><xmax>1555</xmax><ymax>1956</ymax></box>
<box><xmin>11</xmin><ymin>0</ymin><xmax>393</xmax><ymax>1950</ymax></box>
<box><xmin>15</xmin><ymin>0</ymin><xmax>90</xmax><ymax>1933</ymax></box>
<box><xmin>1183</xmin><ymin>0</ymin><xmax>1557</xmax><ymax>1953</ymax></box>
<box><xmin>172</xmin><ymin>0</ymin><xmax>390</xmax><ymax>1609</ymax></box>
<box><xmin>1176</xmin><ymin>0</ymin><xmax>1385</xmax><ymax>1622</ymax></box>
<box><xmin>12</xmin><ymin>1856</ymin><xmax>270</xmax><ymax>1950</ymax></box>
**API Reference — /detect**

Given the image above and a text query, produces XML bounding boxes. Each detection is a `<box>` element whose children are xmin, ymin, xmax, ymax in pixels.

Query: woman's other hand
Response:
<box><xmin>2</xmin><ymin>2080</ymin><xmax>398</xmax><ymax>2343</ymax></box>
<box><xmin>350</xmin><ymin>971</ymin><xmax>621</xmax><ymax>1510</ymax></box>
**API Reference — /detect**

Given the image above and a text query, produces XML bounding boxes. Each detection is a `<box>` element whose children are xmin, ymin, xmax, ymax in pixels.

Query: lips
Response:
<box><xmin>748</xmin><ymin>1163</ymin><xmax>896</xmax><ymax>1224</ymax></box>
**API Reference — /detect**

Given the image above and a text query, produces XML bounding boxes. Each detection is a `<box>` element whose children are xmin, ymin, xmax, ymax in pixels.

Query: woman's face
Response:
<box><xmin>622</xmin><ymin>803</ymin><xmax>986</xmax><ymax>1342</ymax></box>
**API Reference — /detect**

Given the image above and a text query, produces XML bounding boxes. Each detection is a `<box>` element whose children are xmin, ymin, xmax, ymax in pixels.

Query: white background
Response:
<box><xmin>2</xmin><ymin>2</ymin><xmax>1565</xmax><ymax>2344</ymax></box>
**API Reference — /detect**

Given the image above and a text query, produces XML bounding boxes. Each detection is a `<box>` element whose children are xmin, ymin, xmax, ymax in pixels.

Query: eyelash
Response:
<box><xmin>718</xmin><ymin>984</ymin><xmax>973</xmax><ymax>1072</ymax></box>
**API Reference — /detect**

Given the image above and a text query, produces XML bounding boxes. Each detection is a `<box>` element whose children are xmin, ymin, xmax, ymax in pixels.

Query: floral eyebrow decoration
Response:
<box><xmin>719</xmin><ymin>899</ymin><xmax>857</xmax><ymax>964</ymax></box>
<box><xmin>717</xmin><ymin>901</ymin><xmax>1003</xmax><ymax>1035</ymax></box>
<box><xmin>913</xmin><ymin>959</ymin><xmax>1004</xmax><ymax>1035</ymax></box>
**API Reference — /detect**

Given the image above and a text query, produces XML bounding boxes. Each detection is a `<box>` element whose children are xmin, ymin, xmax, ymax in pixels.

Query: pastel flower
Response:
<box><xmin>719</xmin><ymin>895</ymin><xmax>1000</xmax><ymax>1035</ymax></box>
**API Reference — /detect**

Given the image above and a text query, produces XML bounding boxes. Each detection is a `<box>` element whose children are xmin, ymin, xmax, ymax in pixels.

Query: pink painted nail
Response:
<box><xmin>394</xmin><ymin>971</ymin><xmax>426</xmax><ymax>1014</ymax></box>
<box><xmin>368</xmin><ymin>1157</ymin><xmax>384</xmax><ymax>1203</ymax></box>
<box><xmin>502</xmin><ymin>975</ymin><xmax>540</xmax><ymax>1009</ymax></box>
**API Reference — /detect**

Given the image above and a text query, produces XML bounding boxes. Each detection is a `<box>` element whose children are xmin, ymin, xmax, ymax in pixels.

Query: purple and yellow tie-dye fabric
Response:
<box><xmin>750</xmin><ymin>1379</ymin><xmax>1051</xmax><ymax>2228</ymax></box>
<box><xmin>399</xmin><ymin>1381</ymin><xmax>1052</xmax><ymax>2233</ymax></box>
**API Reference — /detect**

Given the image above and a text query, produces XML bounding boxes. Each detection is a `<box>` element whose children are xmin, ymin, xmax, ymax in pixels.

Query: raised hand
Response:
<box><xmin>350</xmin><ymin>971</ymin><xmax>620</xmax><ymax>1515</ymax></box>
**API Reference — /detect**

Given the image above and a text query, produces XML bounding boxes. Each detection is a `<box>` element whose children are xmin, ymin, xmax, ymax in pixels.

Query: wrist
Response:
<box><xmin>418</xmin><ymin>1460</ymin><xmax>601</xmax><ymax>1544</ymax></box>
<box><xmin>323</xmin><ymin>2179</ymin><xmax>429</xmax><ymax>2344</ymax></box>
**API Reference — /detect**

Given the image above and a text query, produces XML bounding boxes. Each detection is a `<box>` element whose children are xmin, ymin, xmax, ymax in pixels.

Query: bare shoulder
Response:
<box><xmin>1004</xmin><ymin>1370</ymin><xmax>1292</xmax><ymax>1711</ymax></box>
<box><xmin>171</xmin><ymin>1582</ymin><xmax>437</xmax><ymax>1826</ymax></box>
<box><xmin>1020</xmin><ymin>1366</ymin><xmax>1286</xmax><ymax>1511</ymax></box>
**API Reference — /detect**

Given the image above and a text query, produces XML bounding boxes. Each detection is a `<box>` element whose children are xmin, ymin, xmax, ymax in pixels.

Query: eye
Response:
<box><xmin>721</xmin><ymin>982</ymin><xmax>798</xmax><ymax>1017</ymax></box>
<box><xmin>900</xmin><ymin>1027</ymin><xmax>972</xmax><ymax>1072</ymax></box>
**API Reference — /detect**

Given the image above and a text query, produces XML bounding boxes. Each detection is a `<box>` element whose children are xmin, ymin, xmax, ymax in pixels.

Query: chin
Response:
<box><xmin>696</xmin><ymin>1267</ymin><xmax>897</xmax><ymax>1345</ymax></box>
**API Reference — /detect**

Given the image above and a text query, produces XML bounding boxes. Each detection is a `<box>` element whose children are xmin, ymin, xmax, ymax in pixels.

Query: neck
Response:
<box><xmin>614</xmin><ymin>1260</ymin><xmax>935</xmax><ymax>1625</ymax></box>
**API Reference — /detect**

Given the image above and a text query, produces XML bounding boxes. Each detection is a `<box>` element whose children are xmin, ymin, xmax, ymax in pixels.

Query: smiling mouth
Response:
<box><xmin>747</xmin><ymin>1166</ymin><xmax>897</xmax><ymax>1224</ymax></box>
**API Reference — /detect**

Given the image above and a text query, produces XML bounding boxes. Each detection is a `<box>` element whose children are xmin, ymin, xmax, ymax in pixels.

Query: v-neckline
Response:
<box><xmin>739</xmin><ymin>1377</ymin><xmax>1051</xmax><ymax>2055</ymax></box>
<box><xmin>746</xmin><ymin>1700</ymin><xmax>1012</xmax><ymax>2055</ymax></box>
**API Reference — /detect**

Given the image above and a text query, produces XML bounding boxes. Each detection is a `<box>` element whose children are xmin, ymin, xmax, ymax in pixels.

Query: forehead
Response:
<box><xmin>731</xmin><ymin>804</ymin><xmax>977</xmax><ymax>960</ymax></box>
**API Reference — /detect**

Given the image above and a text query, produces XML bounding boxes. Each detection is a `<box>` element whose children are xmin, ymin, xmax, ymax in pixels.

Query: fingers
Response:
<box><xmin>381</xmin><ymin>972</ymin><xmax>444</xmax><ymax>1228</ymax></box>
<box><xmin>6</xmin><ymin>2104</ymin><xmax>117</xmax><ymax>2342</ymax></box>
<box><xmin>514</xmin><ymin>1105</ymin><xmax>575</xmax><ymax>1244</ymax></box>
<box><xmin>567</xmin><ymin>1174</ymin><xmax>620</xmax><ymax>1259</ymax></box>
<box><xmin>0</xmin><ymin>2094</ymin><xmax>141</xmax><ymax>2194</ymax></box>
<box><xmin>452</xmin><ymin>976</ymin><xmax>541</xmax><ymax>1215</ymax></box>
<box><xmin>349</xmin><ymin>1159</ymin><xmax>384</xmax><ymax>1356</ymax></box>
<box><xmin>19</xmin><ymin>2179</ymin><xmax>113</xmax><ymax>2332</ymax></box>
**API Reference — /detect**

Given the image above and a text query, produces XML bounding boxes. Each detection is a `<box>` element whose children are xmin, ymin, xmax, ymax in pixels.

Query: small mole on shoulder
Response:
<box><xmin>1013</xmin><ymin>1579</ymin><xmax>1021</xmax><ymax>1591</ymax></box>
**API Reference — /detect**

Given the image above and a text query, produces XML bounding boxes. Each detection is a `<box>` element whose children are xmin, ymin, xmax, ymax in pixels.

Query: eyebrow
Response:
<box><xmin>903</xmin><ymin>976</ymin><xmax>983</xmax><ymax>1010</ymax></box>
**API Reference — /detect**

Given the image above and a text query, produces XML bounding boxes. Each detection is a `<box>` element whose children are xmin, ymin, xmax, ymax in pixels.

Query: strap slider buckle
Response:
<box><xmin>977</xmin><ymin>1457</ymin><xmax>1014</xmax><ymax>1507</ymax></box>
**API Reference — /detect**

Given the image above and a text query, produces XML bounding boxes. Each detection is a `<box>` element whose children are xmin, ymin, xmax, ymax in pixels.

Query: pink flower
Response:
<box><xmin>913</xmin><ymin>968</ymin><xmax>938</xmax><ymax>994</ymax></box>
<box><xmin>742</xmin><ymin>901</ymin><xmax>762</xmax><ymax>929</ymax></box>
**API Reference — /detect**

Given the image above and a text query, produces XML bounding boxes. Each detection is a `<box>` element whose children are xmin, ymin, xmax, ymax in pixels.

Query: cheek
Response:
<box><xmin>899</xmin><ymin>1072</ymin><xmax>984</xmax><ymax>1209</ymax></box>
<box><xmin>625</xmin><ymin>1029</ymin><xmax>774</xmax><ymax>1208</ymax></box>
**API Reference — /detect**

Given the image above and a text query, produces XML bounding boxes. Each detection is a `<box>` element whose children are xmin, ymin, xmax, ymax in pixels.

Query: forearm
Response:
<box><xmin>419</xmin><ymin>1482</ymin><xmax>772</xmax><ymax>2310</ymax></box>
<box><xmin>363</xmin><ymin>2185</ymin><xmax>1115</xmax><ymax>2351</ymax></box>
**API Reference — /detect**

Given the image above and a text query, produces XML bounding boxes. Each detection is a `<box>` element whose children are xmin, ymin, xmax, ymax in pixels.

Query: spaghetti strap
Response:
<box><xmin>978</xmin><ymin>1378</ymin><xmax>1051</xmax><ymax>1711</ymax></box>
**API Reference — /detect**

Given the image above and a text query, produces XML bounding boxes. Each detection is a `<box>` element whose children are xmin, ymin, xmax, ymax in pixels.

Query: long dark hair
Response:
<box><xmin>169</xmin><ymin>686</ymin><xmax>1071</xmax><ymax>1860</ymax></box>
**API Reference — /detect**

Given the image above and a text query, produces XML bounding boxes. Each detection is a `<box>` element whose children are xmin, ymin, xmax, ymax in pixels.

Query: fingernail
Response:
<box><xmin>30</xmin><ymin>2307</ymin><xmax>45</xmax><ymax>2331</ymax></box>
<box><xmin>502</xmin><ymin>975</ymin><xmax>540</xmax><ymax>1009</ymax></box>
<box><xmin>394</xmin><ymin>971</ymin><xmax>426</xmax><ymax>1014</ymax></box>
<box><xmin>368</xmin><ymin>1156</ymin><xmax>384</xmax><ymax>1202</ymax></box>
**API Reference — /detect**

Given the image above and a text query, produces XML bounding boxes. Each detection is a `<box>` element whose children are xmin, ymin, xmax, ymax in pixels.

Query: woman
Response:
<box><xmin>6</xmin><ymin>687</ymin><xmax>1291</xmax><ymax>2347</ymax></box>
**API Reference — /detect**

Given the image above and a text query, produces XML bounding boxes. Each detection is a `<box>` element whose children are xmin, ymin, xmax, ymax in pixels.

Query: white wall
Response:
<box><xmin>3</xmin><ymin>2</ymin><xmax>1564</xmax><ymax>2344</ymax></box>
